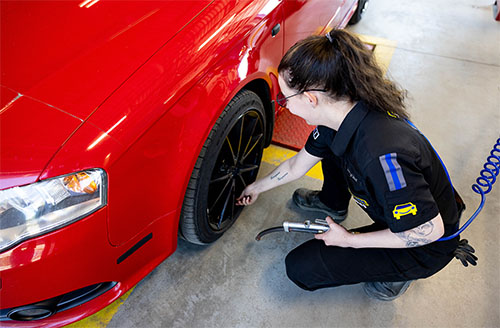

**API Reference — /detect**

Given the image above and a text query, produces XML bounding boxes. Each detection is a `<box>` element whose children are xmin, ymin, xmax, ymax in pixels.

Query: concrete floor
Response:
<box><xmin>108</xmin><ymin>1</ymin><xmax>500</xmax><ymax>327</ymax></box>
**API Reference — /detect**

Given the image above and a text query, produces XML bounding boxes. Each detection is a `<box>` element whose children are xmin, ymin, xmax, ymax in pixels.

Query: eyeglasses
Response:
<box><xmin>276</xmin><ymin>89</ymin><xmax>327</xmax><ymax>108</ymax></box>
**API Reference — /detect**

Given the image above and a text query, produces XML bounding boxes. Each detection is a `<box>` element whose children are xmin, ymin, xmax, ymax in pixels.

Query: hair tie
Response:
<box><xmin>325</xmin><ymin>32</ymin><xmax>334</xmax><ymax>43</ymax></box>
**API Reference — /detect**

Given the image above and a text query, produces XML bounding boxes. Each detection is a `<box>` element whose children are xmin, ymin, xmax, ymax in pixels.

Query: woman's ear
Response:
<box><xmin>303</xmin><ymin>91</ymin><xmax>318</xmax><ymax>106</ymax></box>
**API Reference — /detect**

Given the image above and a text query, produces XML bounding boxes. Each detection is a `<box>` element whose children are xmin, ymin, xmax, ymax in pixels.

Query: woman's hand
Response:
<box><xmin>236</xmin><ymin>184</ymin><xmax>259</xmax><ymax>206</ymax></box>
<box><xmin>314</xmin><ymin>216</ymin><xmax>353</xmax><ymax>247</ymax></box>
<box><xmin>235</xmin><ymin>149</ymin><xmax>322</xmax><ymax>207</ymax></box>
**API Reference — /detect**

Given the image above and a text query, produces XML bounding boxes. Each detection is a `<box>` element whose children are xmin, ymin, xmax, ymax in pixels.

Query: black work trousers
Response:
<box><xmin>286</xmin><ymin>156</ymin><xmax>459</xmax><ymax>291</ymax></box>
<box><xmin>285</xmin><ymin>223</ymin><xmax>458</xmax><ymax>291</ymax></box>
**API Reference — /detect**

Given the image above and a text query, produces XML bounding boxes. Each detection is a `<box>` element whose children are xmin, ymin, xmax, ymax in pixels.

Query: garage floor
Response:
<box><xmin>78</xmin><ymin>0</ymin><xmax>500</xmax><ymax>327</ymax></box>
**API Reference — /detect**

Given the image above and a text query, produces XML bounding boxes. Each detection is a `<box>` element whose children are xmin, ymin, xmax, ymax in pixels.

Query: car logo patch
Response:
<box><xmin>386</xmin><ymin>111</ymin><xmax>399</xmax><ymax>118</ymax></box>
<box><xmin>312</xmin><ymin>127</ymin><xmax>320</xmax><ymax>140</ymax></box>
<box><xmin>352</xmin><ymin>195</ymin><xmax>369</xmax><ymax>208</ymax></box>
<box><xmin>393</xmin><ymin>202</ymin><xmax>417</xmax><ymax>220</ymax></box>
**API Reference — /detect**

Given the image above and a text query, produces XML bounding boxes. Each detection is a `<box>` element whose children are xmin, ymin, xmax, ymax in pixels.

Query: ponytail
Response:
<box><xmin>278</xmin><ymin>29</ymin><xmax>409</xmax><ymax>119</ymax></box>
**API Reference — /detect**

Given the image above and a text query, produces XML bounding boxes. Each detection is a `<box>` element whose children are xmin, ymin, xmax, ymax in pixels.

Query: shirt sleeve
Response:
<box><xmin>364</xmin><ymin>152</ymin><xmax>440</xmax><ymax>233</ymax></box>
<box><xmin>304</xmin><ymin>126</ymin><xmax>335</xmax><ymax>158</ymax></box>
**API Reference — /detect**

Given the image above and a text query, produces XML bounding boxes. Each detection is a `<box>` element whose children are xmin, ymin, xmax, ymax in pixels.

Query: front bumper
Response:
<box><xmin>0</xmin><ymin>206</ymin><xmax>178</xmax><ymax>327</ymax></box>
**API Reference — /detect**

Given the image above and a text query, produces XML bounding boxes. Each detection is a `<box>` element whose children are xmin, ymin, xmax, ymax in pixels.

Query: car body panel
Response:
<box><xmin>39</xmin><ymin>121</ymin><xmax>125</xmax><ymax>182</ymax></box>
<box><xmin>283</xmin><ymin>0</ymin><xmax>356</xmax><ymax>50</ymax></box>
<box><xmin>0</xmin><ymin>85</ymin><xmax>20</xmax><ymax>108</ymax></box>
<box><xmin>0</xmin><ymin>208</ymin><xmax>178</xmax><ymax>327</ymax></box>
<box><xmin>32</xmin><ymin>0</ymin><xmax>286</xmax><ymax>247</ymax></box>
<box><xmin>0</xmin><ymin>0</ymin><xmax>359</xmax><ymax>325</ymax></box>
<box><xmin>0</xmin><ymin>87</ymin><xmax>83</xmax><ymax>190</ymax></box>
<box><xmin>0</xmin><ymin>0</ymin><xmax>211</xmax><ymax>120</ymax></box>
<box><xmin>86</xmin><ymin>0</ymin><xmax>283</xmax><ymax>145</ymax></box>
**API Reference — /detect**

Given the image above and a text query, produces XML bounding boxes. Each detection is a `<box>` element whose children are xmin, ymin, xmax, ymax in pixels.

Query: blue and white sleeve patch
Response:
<box><xmin>379</xmin><ymin>153</ymin><xmax>407</xmax><ymax>191</ymax></box>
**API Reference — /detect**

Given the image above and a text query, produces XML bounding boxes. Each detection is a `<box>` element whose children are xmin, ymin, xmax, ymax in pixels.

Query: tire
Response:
<box><xmin>180</xmin><ymin>90</ymin><xmax>267</xmax><ymax>244</ymax></box>
<box><xmin>348</xmin><ymin>0</ymin><xmax>368</xmax><ymax>25</ymax></box>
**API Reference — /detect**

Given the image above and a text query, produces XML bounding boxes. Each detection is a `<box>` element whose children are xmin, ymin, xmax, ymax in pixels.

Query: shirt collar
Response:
<box><xmin>332</xmin><ymin>101</ymin><xmax>369</xmax><ymax>157</ymax></box>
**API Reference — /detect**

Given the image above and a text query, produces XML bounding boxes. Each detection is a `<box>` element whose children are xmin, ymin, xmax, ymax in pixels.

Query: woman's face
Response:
<box><xmin>278</xmin><ymin>75</ymin><xmax>318</xmax><ymax>125</ymax></box>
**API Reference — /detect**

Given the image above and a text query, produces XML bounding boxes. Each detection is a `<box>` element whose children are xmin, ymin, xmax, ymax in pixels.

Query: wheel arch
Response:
<box><xmin>179</xmin><ymin>87</ymin><xmax>268</xmax><ymax>244</ymax></box>
<box><xmin>242</xmin><ymin>79</ymin><xmax>275</xmax><ymax>147</ymax></box>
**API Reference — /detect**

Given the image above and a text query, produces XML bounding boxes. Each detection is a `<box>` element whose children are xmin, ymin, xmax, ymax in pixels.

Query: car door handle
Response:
<box><xmin>271</xmin><ymin>23</ymin><xmax>280</xmax><ymax>37</ymax></box>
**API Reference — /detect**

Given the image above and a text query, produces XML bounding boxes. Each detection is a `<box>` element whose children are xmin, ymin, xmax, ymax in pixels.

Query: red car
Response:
<box><xmin>0</xmin><ymin>0</ymin><xmax>362</xmax><ymax>326</ymax></box>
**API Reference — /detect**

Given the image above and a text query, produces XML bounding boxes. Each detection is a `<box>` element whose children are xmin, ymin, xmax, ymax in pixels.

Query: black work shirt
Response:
<box><xmin>305</xmin><ymin>101</ymin><xmax>459</xmax><ymax>233</ymax></box>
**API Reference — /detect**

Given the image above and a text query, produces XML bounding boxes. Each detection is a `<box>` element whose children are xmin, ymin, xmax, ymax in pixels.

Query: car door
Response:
<box><xmin>282</xmin><ymin>0</ymin><xmax>349</xmax><ymax>50</ymax></box>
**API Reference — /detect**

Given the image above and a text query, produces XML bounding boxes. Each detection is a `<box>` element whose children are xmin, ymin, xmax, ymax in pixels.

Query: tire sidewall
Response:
<box><xmin>349</xmin><ymin>0</ymin><xmax>367</xmax><ymax>25</ymax></box>
<box><xmin>193</xmin><ymin>90</ymin><xmax>266</xmax><ymax>243</ymax></box>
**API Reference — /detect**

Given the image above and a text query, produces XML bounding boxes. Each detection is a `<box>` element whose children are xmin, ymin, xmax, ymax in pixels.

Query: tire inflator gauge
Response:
<box><xmin>255</xmin><ymin>219</ymin><xmax>330</xmax><ymax>241</ymax></box>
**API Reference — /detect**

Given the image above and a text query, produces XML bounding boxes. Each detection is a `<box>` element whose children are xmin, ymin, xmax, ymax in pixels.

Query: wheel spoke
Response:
<box><xmin>240</xmin><ymin>133</ymin><xmax>263</xmax><ymax>162</ymax></box>
<box><xmin>241</xmin><ymin>116</ymin><xmax>259</xmax><ymax>162</ymax></box>
<box><xmin>225</xmin><ymin>136</ymin><xmax>237</xmax><ymax>165</ymax></box>
<box><xmin>230</xmin><ymin>182</ymin><xmax>236</xmax><ymax>222</ymax></box>
<box><xmin>237</xmin><ymin>174</ymin><xmax>247</xmax><ymax>188</ymax></box>
<box><xmin>209</xmin><ymin>177</ymin><xmax>232</xmax><ymax>213</ymax></box>
<box><xmin>236</xmin><ymin>115</ymin><xmax>245</xmax><ymax>163</ymax></box>
<box><xmin>217</xmin><ymin>179</ymin><xmax>235</xmax><ymax>229</ymax></box>
<box><xmin>210</xmin><ymin>173</ymin><xmax>232</xmax><ymax>184</ymax></box>
<box><xmin>236</xmin><ymin>164</ymin><xmax>259</xmax><ymax>190</ymax></box>
<box><xmin>239</xmin><ymin>164</ymin><xmax>259</xmax><ymax>174</ymax></box>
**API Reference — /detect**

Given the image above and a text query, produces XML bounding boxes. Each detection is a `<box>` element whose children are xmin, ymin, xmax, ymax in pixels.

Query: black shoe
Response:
<box><xmin>363</xmin><ymin>281</ymin><xmax>413</xmax><ymax>301</ymax></box>
<box><xmin>292</xmin><ymin>188</ymin><xmax>347</xmax><ymax>223</ymax></box>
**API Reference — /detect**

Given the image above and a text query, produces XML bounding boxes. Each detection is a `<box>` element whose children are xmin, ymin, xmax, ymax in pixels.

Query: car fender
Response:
<box><xmin>90</xmin><ymin>5</ymin><xmax>283</xmax><ymax>246</ymax></box>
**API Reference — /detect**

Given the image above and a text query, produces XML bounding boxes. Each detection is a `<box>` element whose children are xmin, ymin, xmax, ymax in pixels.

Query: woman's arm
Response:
<box><xmin>236</xmin><ymin>148</ymin><xmax>322</xmax><ymax>205</ymax></box>
<box><xmin>315</xmin><ymin>213</ymin><xmax>445</xmax><ymax>248</ymax></box>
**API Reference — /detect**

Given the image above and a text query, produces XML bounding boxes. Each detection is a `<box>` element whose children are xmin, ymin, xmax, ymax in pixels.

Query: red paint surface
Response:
<box><xmin>0</xmin><ymin>1</ymin><xmax>357</xmax><ymax>326</ymax></box>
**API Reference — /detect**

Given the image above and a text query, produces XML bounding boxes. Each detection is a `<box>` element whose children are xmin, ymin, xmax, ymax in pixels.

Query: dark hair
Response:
<box><xmin>278</xmin><ymin>29</ymin><xmax>409</xmax><ymax>119</ymax></box>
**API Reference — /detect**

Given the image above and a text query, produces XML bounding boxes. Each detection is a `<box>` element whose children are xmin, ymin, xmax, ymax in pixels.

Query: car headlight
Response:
<box><xmin>0</xmin><ymin>169</ymin><xmax>107</xmax><ymax>253</ymax></box>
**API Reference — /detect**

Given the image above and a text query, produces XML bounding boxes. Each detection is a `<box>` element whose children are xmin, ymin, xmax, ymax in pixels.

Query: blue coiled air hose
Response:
<box><xmin>404</xmin><ymin>119</ymin><xmax>499</xmax><ymax>241</ymax></box>
<box><xmin>437</xmin><ymin>138</ymin><xmax>500</xmax><ymax>241</ymax></box>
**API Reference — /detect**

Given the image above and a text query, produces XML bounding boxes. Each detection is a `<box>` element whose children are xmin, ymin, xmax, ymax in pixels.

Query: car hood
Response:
<box><xmin>0</xmin><ymin>86</ymin><xmax>83</xmax><ymax>190</ymax></box>
<box><xmin>0</xmin><ymin>0</ymin><xmax>212</xmax><ymax>189</ymax></box>
<box><xmin>0</xmin><ymin>0</ymin><xmax>212</xmax><ymax>120</ymax></box>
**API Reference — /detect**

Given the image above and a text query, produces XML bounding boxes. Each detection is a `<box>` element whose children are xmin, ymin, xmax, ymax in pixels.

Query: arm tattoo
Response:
<box><xmin>270</xmin><ymin>171</ymin><xmax>288</xmax><ymax>181</ymax></box>
<box><xmin>396</xmin><ymin>221</ymin><xmax>435</xmax><ymax>247</ymax></box>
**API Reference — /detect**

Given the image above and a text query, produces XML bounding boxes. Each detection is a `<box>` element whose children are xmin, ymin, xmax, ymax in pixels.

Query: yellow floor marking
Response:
<box><xmin>355</xmin><ymin>33</ymin><xmax>397</xmax><ymax>74</ymax></box>
<box><xmin>323</xmin><ymin>28</ymin><xmax>397</xmax><ymax>75</ymax></box>
<box><xmin>68</xmin><ymin>32</ymin><xmax>396</xmax><ymax>328</ymax></box>
<box><xmin>66</xmin><ymin>287</ymin><xmax>135</xmax><ymax>328</ymax></box>
<box><xmin>262</xmin><ymin>145</ymin><xmax>324</xmax><ymax>180</ymax></box>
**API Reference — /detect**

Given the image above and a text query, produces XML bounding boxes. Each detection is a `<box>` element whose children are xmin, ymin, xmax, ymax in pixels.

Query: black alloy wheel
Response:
<box><xmin>348</xmin><ymin>0</ymin><xmax>368</xmax><ymax>25</ymax></box>
<box><xmin>180</xmin><ymin>90</ymin><xmax>266</xmax><ymax>244</ymax></box>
